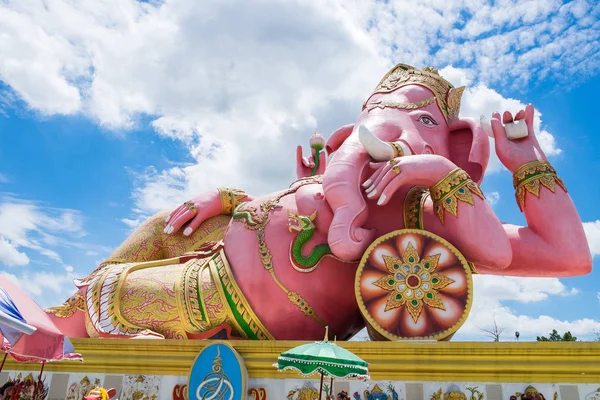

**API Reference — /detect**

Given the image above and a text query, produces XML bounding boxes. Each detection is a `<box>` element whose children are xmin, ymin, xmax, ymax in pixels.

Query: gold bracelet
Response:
<box><xmin>430</xmin><ymin>168</ymin><xmax>484</xmax><ymax>224</ymax></box>
<box><xmin>513</xmin><ymin>161</ymin><xmax>567</xmax><ymax>211</ymax></box>
<box><xmin>217</xmin><ymin>187</ymin><xmax>248</xmax><ymax>215</ymax></box>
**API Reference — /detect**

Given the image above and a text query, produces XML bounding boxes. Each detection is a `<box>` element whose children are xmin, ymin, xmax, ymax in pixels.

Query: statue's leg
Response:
<box><xmin>102</xmin><ymin>211</ymin><xmax>232</xmax><ymax>264</ymax></box>
<box><xmin>46</xmin><ymin>213</ymin><xmax>231</xmax><ymax>337</ymax></box>
<box><xmin>83</xmin><ymin>247</ymin><xmax>242</xmax><ymax>339</ymax></box>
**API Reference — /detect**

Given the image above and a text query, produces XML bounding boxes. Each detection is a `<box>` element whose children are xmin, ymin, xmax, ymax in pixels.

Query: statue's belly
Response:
<box><xmin>224</xmin><ymin>191</ymin><xmax>364</xmax><ymax>340</ymax></box>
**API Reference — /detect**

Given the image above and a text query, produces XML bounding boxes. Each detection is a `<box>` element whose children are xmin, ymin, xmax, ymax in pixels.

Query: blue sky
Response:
<box><xmin>0</xmin><ymin>0</ymin><xmax>599</xmax><ymax>341</ymax></box>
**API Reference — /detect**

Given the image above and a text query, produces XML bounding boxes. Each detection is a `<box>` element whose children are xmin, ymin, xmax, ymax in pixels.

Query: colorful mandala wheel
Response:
<box><xmin>355</xmin><ymin>229</ymin><xmax>473</xmax><ymax>341</ymax></box>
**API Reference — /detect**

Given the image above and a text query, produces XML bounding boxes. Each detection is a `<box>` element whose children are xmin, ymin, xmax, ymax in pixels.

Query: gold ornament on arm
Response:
<box><xmin>430</xmin><ymin>168</ymin><xmax>485</xmax><ymax>224</ymax></box>
<box><xmin>512</xmin><ymin>161</ymin><xmax>567</xmax><ymax>211</ymax></box>
<box><xmin>218</xmin><ymin>187</ymin><xmax>248</xmax><ymax>216</ymax></box>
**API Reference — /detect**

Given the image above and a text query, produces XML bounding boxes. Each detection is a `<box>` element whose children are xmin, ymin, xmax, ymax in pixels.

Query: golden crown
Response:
<box><xmin>363</xmin><ymin>63</ymin><xmax>465</xmax><ymax>121</ymax></box>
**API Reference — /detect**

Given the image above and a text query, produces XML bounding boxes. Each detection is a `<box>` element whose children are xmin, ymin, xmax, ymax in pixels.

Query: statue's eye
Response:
<box><xmin>419</xmin><ymin>115</ymin><xmax>438</xmax><ymax>126</ymax></box>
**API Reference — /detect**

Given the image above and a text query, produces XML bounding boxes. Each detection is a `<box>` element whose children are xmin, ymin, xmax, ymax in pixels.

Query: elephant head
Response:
<box><xmin>322</xmin><ymin>64</ymin><xmax>490</xmax><ymax>261</ymax></box>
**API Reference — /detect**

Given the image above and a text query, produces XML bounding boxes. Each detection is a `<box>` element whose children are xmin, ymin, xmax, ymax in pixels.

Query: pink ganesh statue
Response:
<box><xmin>46</xmin><ymin>63</ymin><xmax>591</xmax><ymax>342</ymax></box>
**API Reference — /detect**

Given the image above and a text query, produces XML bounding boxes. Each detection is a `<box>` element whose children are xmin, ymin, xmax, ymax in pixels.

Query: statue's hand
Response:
<box><xmin>164</xmin><ymin>190</ymin><xmax>223</xmax><ymax>236</ymax></box>
<box><xmin>296</xmin><ymin>145</ymin><xmax>326</xmax><ymax>179</ymax></box>
<box><xmin>362</xmin><ymin>154</ymin><xmax>456</xmax><ymax>206</ymax></box>
<box><xmin>490</xmin><ymin>104</ymin><xmax>547</xmax><ymax>172</ymax></box>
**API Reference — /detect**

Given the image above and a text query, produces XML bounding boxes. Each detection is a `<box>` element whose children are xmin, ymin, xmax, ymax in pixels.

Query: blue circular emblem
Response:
<box><xmin>188</xmin><ymin>342</ymin><xmax>248</xmax><ymax>400</ymax></box>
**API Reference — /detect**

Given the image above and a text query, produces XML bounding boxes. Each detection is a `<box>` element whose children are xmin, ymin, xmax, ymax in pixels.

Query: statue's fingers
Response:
<box><xmin>362</xmin><ymin>162</ymin><xmax>385</xmax><ymax>188</ymax></box>
<box><xmin>502</xmin><ymin>111</ymin><xmax>514</xmax><ymax>124</ymax></box>
<box><xmin>183</xmin><ymin>210</ymin><xmax>213</xmax><ymax>236</ymax></box>
<box><xmin>167</xmin><ymin>209</ymin><xmax>197</xmax><ymax>234</ymax></box>
<box><xmin>365</xmin><ymin>163</ymin><xmax>390</xmax><ymax>194</ymax></box>
<box><xmin>316</xmin><ymin>151</ymin><xmax>326</xmax><ymax>175</ymax></box>
<box><xmin>524</xmin><ymin>104</ymin><xmax>535</xmax><ymax>133</ymax></box>
<box><xmin>296</xmin><ymin>145</ymin><xmax>304</xmax><ymax>165</ymax></box>
<box><xmin>164</xmin><ymin>206</ymin><xmax>187</xmax><ymax>231</ymax></box>
<box><xmin>303</xmin><ymin>156</ymin><xmax>315</xmax><ymax>168</ymax></box>
<box><xmin>369</xmin><ymin>163</ymin><xmax>400</xmax><ymax>203</ymax></box>
<box><xmin>376</xmin><ymin>167</ymin><xmax>405</xmax><ymax>206</ymax></box>
<box><xmin>490</xmin><ymin>112</ymin><xmax>508</xmax><ymax>142</ymax></box>
<box><xmin>514</xmin><ymin>109</ymin><xmax>525</xmax><ymax>121</ymax></box>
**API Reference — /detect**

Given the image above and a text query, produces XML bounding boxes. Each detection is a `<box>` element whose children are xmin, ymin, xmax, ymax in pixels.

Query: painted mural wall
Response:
<box><xmin>1</xmin><ymin>370</ymin><xmax>599</xmax><ymax>400</ymax></box>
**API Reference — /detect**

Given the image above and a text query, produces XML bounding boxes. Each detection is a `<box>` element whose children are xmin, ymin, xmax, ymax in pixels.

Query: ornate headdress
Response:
<box><xmin>363</xmin><ymin>63</ymin><xmax>465</xmax><ymax>122</ymax></box>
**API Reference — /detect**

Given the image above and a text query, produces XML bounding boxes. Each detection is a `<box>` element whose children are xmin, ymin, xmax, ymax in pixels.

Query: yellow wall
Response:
<box><xmin>3</xmin><ymin>339</ymin><xmax>600</xmax><ymax>383</ymax></box>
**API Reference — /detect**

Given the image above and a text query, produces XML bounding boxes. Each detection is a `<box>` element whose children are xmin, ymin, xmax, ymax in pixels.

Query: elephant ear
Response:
<box><xmin>326</xmin><ymin>124</ymin><xmax>354</xmax><ymax>156</ymax></box>
<box><xmin>448</xmin><ymin>117</ymin><xmax>490</xmax><ymax>185</ymax></box>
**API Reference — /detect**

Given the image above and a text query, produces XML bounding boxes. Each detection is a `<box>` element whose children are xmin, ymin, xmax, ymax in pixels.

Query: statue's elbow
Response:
<box><xmin>481</xmin><ymin>238</ymin><xmax>513</xmax><ymax>270</ymax></box>
<box><xmin>572</xmin><ymin>251</ymin><xmax>593</xmax><ymax>276</ymax></box>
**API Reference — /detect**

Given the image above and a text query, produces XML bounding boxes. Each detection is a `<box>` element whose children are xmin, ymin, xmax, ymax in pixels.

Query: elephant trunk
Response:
<box><xmin>322</xmin><ymin>131</ymin><xmax>376</xmax><ymax>261</ymax></box>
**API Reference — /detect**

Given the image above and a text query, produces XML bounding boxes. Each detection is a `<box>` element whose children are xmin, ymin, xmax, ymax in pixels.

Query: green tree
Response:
<box><xmin>536</xmin><ymin>329</ymin><xmax>577</xmax><ymax>342</ymax></box>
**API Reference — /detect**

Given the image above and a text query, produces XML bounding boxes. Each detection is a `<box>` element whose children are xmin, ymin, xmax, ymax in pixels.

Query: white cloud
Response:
<box><xmin>0</xmin><ymin>199</ymin><xmax>86</xmax><ymax>265</ymax></box>
<box><xmin>0</xmin><ymin>237</ymin><xmax>29</xmax><ymax>266</ymax></box>
<box><xmin>0</xmin><ymin>270</ymin><xmax>79</xmax><ymax>309</ymax></box>
<box><xmin>485</xmin><ymin>191</ymin><xmax>500</xmax><ymax>206</ymax></box>
<box><xmin>456</xmin><ymin>274</ymin><xmax>600</xmax><ymax>341</ymax></box>
<box><xmin>362</xmin><ymin>0</ymin><xmax>600</xmax><ymax>90</ymax></box>
<box><xmin>0</xmin><ymin>173</ymin><xmax>9</xmax><ymax>183</ymax></box>
<box><xmin>583</xmin><ymin>220</ymin><xmax>600</xmax><ymax>257</ymax></box>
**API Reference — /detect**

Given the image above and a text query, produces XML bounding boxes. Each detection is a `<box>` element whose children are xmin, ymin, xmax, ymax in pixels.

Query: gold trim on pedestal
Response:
<box><xmin>3</xmin><ymin>340</ymin><xmax>599</xmax><ymax>383</ymax></box>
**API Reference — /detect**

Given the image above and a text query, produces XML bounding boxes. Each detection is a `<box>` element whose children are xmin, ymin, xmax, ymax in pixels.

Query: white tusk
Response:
<box><xmin>504</xmin><ymin>119</ymin><xmax>529</xmax><ymax>139</ymax></box>
<box><xmin>358</xmin><ymin>124</ymin><xmax>395</xmax><ymax>161</ymax></box>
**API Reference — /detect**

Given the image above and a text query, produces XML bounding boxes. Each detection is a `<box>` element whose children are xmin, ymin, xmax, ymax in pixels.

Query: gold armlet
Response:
<box><xmin>217</xmin><ymin>187</ymin><xmax>248</xmax><ymax>215</ymax></box>
<box><xmin>430</xmin><ymin>168</ymin><xmax>485</xmax><ymax>224</ymax></box>
<box><xmin>512</xmin><ymin>161</ymin><xmax>567</xmax><ymax>211</ymax></box>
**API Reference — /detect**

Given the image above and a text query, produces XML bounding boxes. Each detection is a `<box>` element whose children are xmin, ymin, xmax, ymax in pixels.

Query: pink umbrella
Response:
<box><xmin>0</xmin><ymin>275</ymin><xmax>82</xmax><ymax>364</ymax></box>
<box><xmin>0</xmin><ymin>276</ymin><xmax>82</xmax><ymax>399</ymax></box>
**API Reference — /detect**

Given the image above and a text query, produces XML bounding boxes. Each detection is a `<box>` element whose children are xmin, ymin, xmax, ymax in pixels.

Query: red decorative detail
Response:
<box><xmin>406</xmin><ymin>275</ymin><xmax>420</xmax><ymax>288</ymax></box>
<box><xmin>249</xmin><ymin>388</ymin><xmax>268</xmax><ymax>400</ymax></box>
<box><xmin>173</xmin><ymin>384</ymin><xmax>187</xmax><ymax>400</ymax></box>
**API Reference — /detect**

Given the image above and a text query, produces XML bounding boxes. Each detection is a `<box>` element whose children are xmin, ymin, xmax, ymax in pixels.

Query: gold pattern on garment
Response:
<box><xmin>389</xmin><ymin>142</ymin><xmax>404</xmax><ymax>158</ymax></box>
<box><xmin>430</xmin><ymin>169</ymin><xmax>485</xmax><ymax>224</ymax></box>
<box><xmin>116</xmin><ymin>260</ymin><xmax>189</xmax><ymax>339</ymax></box>
<box><xmin>86</xmin><ymin>250</ymin><xmax>241</xmax><ymax>339</ymax></box>
<box><xmin>365</xmin><ymin>96</ymin><xmax>436</xmax><ymax>112</ymax></box>
<box><xmin>512</xmin><ymin>161</ymin><xmax>567</xmax><ymax>211</ymax></box>
<box><xmin>45</xmin><ymin>292</ymin><xmax>85</xmax><ymax>318</ymax></box>
<box><xmin>79</xmin><ymin>213</ymin><xmax>231</xmax><ymax>284</ymax></box>
<box><xmin>364</xmin><ymin>63</ymin><xmax>464</xmax><ymax>122</ymax></box>
<box><xmin>233</xmin><ymin>181</ymin><xmax>327</xmax><ymax>327</ymax></box>
<box><xmin>218</xmin><ymin>187</ymin><xmax>249</xmax><ymax>215</ymax></box>
<box><xmin>210</xmin><ymin>252</ymin><xmax>274</xmax><ymax>340</ymax></box>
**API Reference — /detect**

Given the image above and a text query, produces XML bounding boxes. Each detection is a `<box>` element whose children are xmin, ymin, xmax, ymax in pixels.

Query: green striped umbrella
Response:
<box><xmin>274</xmin><ymin>328</ymin><xmax>369</xmax><ymax>399</ymax></box>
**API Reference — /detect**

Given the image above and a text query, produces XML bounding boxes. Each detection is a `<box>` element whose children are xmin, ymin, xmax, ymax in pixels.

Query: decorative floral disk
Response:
<box><xmin>373</xmin><ymin>242</ymin><xmax>454</xmax><ymax>323</ymax></box>
<box><xmin>355</xmin><ymin>229</ymin><xmax>473</xmax><ymax>341</ymax></box>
